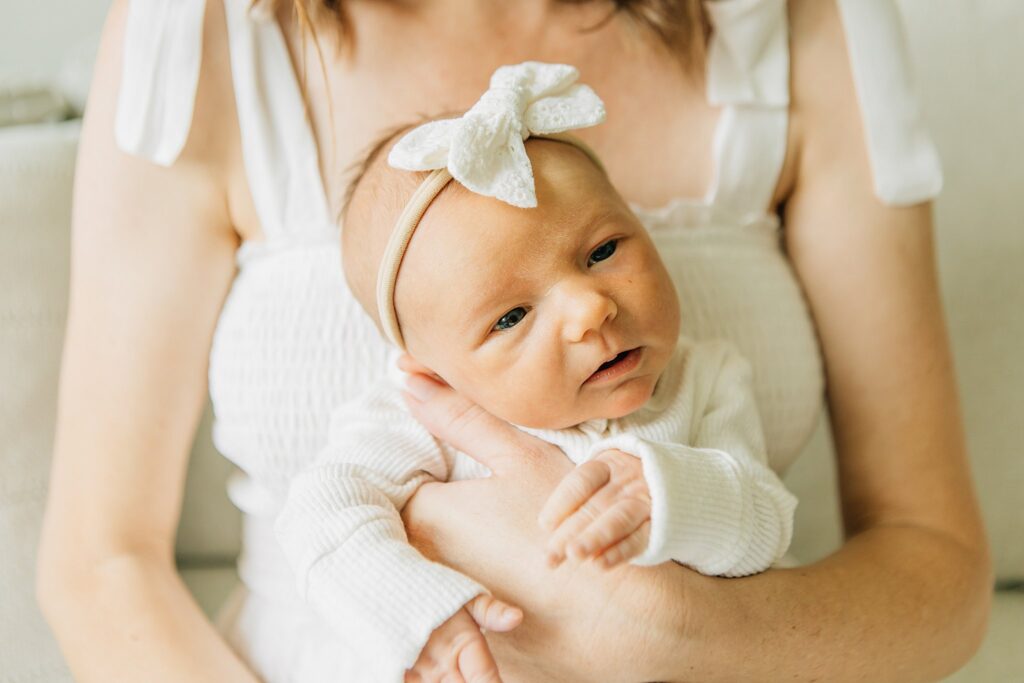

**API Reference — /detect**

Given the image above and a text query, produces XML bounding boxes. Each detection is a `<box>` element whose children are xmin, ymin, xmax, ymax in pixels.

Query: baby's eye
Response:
<box><xmin>588</xmin><ymin>239</ymin><xmax>618</xmax><ymax>266</ymax></box>
<box><xmin>493</xmin><ymin>306</ymin><xmax>528</xmax><ymax>332</ymax></box>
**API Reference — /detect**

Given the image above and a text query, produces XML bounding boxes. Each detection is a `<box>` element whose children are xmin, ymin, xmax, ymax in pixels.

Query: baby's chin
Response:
<box><xmin>586</xmin><ymin>376</ymin><xmax>660</xmax><ymax>421</ymax></box>
<box><xmin>509</xmin><ymin>375</ymin><xmax>659</xmax><ymax>431</ymax></box>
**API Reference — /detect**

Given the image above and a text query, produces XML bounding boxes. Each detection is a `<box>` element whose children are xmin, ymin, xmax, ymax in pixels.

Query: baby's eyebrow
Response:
<box><xmin>583</xmin><ymin>206</ymin><xmax>627</xmax><ymax>234</ymax></box>
<box><xmin>464</xmin><ymin>289</ymin><xmax>506</xmax><ymax>329</ymax></box>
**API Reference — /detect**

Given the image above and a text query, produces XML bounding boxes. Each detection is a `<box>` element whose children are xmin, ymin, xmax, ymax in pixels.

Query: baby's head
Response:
<box><xmin>343</xmin><ymin>131</ymin><xmax>681</xmax><ymax>430</ymax></box>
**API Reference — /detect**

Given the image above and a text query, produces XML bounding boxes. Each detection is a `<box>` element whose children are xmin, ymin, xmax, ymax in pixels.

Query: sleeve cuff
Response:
<box><xmin>586</xmin><ymin>434</ymin><xmax>752</xmax><ymax>573</ymax></box>
<box><xmin>303</xmin><ymin>523</ymin><xmax>488</xmax><ymax>678</ymax></box>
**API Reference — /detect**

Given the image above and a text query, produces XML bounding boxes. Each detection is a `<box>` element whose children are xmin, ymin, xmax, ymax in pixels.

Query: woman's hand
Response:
<box><xmin>396</xmin><ymin>358</ymin><xmax>689</xmax><ymax>683</ymax></box>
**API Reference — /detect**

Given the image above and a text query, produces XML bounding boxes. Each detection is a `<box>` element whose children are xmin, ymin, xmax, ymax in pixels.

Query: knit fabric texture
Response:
<box><xmin>272</xmin><ymin>335</ymin><xmax>796</xmax><ymax>679</ymax></box>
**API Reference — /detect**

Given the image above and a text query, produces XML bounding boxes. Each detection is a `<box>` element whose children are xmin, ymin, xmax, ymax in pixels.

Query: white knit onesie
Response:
<box><xmin>274</xmin><ymin>336</ymin><xmax>797</xmax><ymax>680</ymax></box>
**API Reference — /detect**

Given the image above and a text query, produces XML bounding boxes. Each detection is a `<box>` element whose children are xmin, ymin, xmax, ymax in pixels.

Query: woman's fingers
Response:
<box><xmin>456</xmin><ymin>636</ymin><xmax>504</xmax><ymax>683</ymax></box>
<box><xmin>401</xmin><ymin>373</ymin><xmax>553</xmax><ymax>476</ymax></box>
<box><xmin>397</xmin><ymin>353</ymin><xmax>443</xmax><ymax>380</ymax></box>
<box><xmin>466</xmin><ymin>594</ymin><xmax>523</xmax><ymax>633</ymax></box>
<box><xmin>537</xmin><ymin>461</ymin><xmax>611</xmax><ymax>532</ymax></box>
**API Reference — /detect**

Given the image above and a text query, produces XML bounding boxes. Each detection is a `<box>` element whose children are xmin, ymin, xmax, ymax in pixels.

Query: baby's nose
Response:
<box><xmin>561</xmin><ymin>286</ymin><xmax>617</xmax><ymax>344</ymax></box>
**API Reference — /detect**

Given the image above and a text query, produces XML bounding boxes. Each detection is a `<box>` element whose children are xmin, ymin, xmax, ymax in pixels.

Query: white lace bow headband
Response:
<box><xmin>377</xmin><ymin>61</ymin><xmax>608</xmax><ymax>350</ymax></box>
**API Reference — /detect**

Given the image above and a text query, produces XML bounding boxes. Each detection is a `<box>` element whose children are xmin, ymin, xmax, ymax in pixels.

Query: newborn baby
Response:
<box><xmin>273</xmin><ymin>63</ymin><xmax>797</xmax><ymax>683</ymax></box>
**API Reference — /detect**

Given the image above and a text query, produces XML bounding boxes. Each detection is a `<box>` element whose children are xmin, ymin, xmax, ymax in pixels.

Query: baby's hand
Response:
<box><xmin>538</xmin><ymin>449</ymin><xmax>652</xmax><ymax>569</ymax></box>
<box><xmin>404</xmin><ymin>594</ymin><xmax>522</xmax><ymax>683</ymax></box>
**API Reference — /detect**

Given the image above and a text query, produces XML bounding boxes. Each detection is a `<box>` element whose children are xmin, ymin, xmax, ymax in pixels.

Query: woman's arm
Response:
<box><xmin>35</xmin><ymin>0</ymin><xmax>258</xmax><ymax>680</ymax></box>
<box><xmin>644</xmin><ymin>1</ymin><xmax>993</xmax><ymax>680</ymax></box>
<box><xmin>401</xmin><ymin>3</ymin><xmax>992</xmax><ymax>682</ymax></box>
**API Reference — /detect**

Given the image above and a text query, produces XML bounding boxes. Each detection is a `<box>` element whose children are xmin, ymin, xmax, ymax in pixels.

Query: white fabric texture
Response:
<box><xmin>114</xmin><ymin>0</ymin><xmax>205</xmax><ymax>166</ymax></box>
<box><xmin>836</xmin><ymin>0</ymin><xmax>944</xmax><ymax>205</ymax></box>
<box><xmin>274</xmin><ymin>336</ymin><xmax>795</xmax><ymax>680</ymax></box>
<box><xmin>109</xmin><ymin>0</ymin><xmax>942</xmax><ymax>680</ymax></box>
<box><xmin>705</xmin><ymin>0</ymin><xmax>789</xmax><ymax>108</ymax></box>
<box><xmin>514</xmin><ymin>337</ymin><xmax>796</xmax><ymax>576</ymax></box>
<box><xmin>388</xmin><ymin>62</ymin><xmax>606</xmax><ymax>208</ymax></box>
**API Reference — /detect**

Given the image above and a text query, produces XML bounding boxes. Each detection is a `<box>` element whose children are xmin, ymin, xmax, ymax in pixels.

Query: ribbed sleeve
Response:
<box><xmin>583</xmin><ymin>340</ymin><xmax>797</xmax><ymax>576</ymax></box>
<box><xmin>273</xmin><ymin>386</ymin><xmax>488</xmax><ymax>681</ymax></box>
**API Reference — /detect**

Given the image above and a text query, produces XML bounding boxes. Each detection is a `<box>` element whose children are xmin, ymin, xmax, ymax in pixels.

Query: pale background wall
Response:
<box><xmin>0</xmin><ymin>0</ymin><xmax>109</xmax><ymax>81</ymax></box>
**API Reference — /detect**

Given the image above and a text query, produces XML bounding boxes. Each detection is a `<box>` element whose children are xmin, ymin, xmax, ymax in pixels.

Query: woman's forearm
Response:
<box><xmin>644</xmin><ymin>525</ymin><xmax>992</xmax><ymax>683</ymax></box>
<box><xmin>39</xmin><ymin>553</ymin><xmax>258</xmax><ymax>683</ymax></box>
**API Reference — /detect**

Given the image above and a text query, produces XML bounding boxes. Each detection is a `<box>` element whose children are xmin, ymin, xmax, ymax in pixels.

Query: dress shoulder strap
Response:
<box><xmin>703</xmin><ymin>0</ymin><xmax>790</xmax><ymax>217</ymax></box>
<box><xmin>115</xmin><ymin>0</ymin><xmax>334</xmax><ymax>243</ymax></box>
<box><xmin>835</xmin><ymin>0</ymin><xmax>943</xmax><ymax>206</ymax></box>
<box><xmin>114</xmin><ymin>0</ymin><xmax>206</xmax><ymax>166</ymax></box>
<box><xmin>701</xmin><ymin>0</ymin><xmax>942</xmax><ymax>215</ymax></box>
<box><xmin>221</xmin><ymin>0</ymin><xmax>334</xmax><ymax>242</ymax></box>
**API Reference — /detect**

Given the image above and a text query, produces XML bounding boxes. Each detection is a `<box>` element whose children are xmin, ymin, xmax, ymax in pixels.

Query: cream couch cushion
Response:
<box><xmin>0</xmin><ymin>120</ymin><xmax>79</xmax><ymax>683</ymax></box>
<box><xmin>0</xmin><ymin>119</ymin><xmax>239</xmax><ymax>683</ymax></box>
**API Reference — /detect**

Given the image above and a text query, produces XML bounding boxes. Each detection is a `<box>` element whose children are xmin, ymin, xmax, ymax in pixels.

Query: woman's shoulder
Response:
<box><xmin>787</xmin><ymin>0</ymin><xmax>862</xmax><ymax>142</ymax></box>
<box><xmin>784</xmin><ymin>0</ymin><xmax>943</xmax><ymax>207</ymax></box>
<box><xmin>76</xmin><ymin>0</ymin><xmax>246</xmax><ymax>246</ymax></box>
<box><xmin>84</xmin><ymin>0</ymin><xmax>258</xmax><ymax>240</ymax></box>
<box><xmin>97</xmin><ymin>0</ymin><xmax>240</xmax><ymax>173</ymax></box>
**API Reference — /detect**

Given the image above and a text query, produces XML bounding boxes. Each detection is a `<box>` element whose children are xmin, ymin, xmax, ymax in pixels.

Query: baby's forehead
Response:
<box><xmin>352</xmin><ymin>133</ymin><xmax>616</xmax><ymax>272</ymax></box>
<box><xmin>415</xmin><ymin>184</ymin><xmax>624</xmax><ymax>288</ymax></box>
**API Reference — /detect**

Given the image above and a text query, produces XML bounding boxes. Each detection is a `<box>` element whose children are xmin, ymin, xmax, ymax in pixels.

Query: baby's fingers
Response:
<box><xmin>561</xmin><ymin>497</ymin><xmax>649</xmax><ymax>565</ymax></box>
<box><xmin>595</xmin><ymin>518</ymin><xmax>652</xmax><ymax>569</ymax></box>
<box><xmin>537</xmin><ymin>460</ymin><xmax>610</xmax><ymax>533</ymax></box>
<box><xmin>544</xmin><ymin>495</ymin><xmax>608</xmax><ymax>566</ymax></box>
<box><xmin>466</xmin><ymin>594</ymin><xmax>522</xmax><ymax>633</ymax></box>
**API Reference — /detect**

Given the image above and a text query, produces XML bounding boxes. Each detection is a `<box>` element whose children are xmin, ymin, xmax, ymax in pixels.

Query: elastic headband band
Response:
<box><xmin>375</xmin><ymin>133</ymin><xmax>605</xmax><ymax>350</ymax></box>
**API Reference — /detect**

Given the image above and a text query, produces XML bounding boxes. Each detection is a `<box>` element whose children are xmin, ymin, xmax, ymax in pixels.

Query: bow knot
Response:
<box><xmin>388</xmin><ymin>61</ymin><xmax>606</xmax><ymax>208</ymax></box>
<box><xmin>474</xmin><ymin>87</ymin><xmax>531</xmax><ymax>125</ymax></box>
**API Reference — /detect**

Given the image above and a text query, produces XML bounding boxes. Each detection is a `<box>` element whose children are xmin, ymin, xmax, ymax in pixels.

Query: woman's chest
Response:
<box><xmin>284</xmin><ymin>14</ymin><xmax>722</xmax><ymax>212</ymax></box>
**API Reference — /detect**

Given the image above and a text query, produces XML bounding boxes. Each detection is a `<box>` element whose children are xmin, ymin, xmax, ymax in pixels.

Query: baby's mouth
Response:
<box><xmin>584</xmin><ymin>347</ymin><xmax>643</xmax><ymax>385</ymax></box>
<box><xmin>597</xmin><ymin>351</ymin><xmax>629</xmax><ymax>372</ymax></box>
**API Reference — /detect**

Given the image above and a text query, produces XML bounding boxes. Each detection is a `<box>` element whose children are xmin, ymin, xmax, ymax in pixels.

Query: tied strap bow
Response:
<box><xmin>388</xmin><ymin>61</ymin><xmax>606</xmax><ymax>208</ymax></box>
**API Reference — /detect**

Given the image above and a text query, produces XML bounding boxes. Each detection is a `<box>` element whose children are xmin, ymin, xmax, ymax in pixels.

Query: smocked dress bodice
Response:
<box><xmin>115</xmin><ymin>0</ymin><xmax>942</xmax><ymax>678</ymax></box>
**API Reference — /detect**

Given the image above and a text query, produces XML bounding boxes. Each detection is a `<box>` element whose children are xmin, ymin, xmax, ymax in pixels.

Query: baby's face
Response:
<box><xmin>396</xmin><ymin>140</ymin><xmax>681</xmax><ymax>430</ymax></box>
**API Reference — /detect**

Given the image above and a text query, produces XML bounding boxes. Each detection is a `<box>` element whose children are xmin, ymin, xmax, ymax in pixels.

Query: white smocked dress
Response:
<box><xmin>114</xmin><ymin>0</ymin><xmax>942</xmax><ymax>680</ymax></box>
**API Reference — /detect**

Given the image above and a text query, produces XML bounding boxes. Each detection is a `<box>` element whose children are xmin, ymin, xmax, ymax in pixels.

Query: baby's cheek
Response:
<box><xmin>515</xmin><ymin>386</ymin><xmax>570</xmax><ymax>426</ymax></box>
<box><xmin>487</xmin><ymin>380</ymin><xmax>577</xmax><ymax>430</ymax></box>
